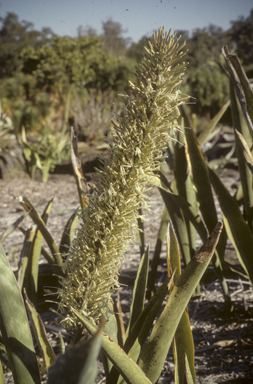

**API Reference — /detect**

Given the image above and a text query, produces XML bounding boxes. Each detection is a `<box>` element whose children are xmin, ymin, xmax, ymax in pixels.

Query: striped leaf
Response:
<box><xmin>139</xmin><ymin>221</ymin><xmax>223</xmax><ymax>383</ymax></box>
<box><xmin>209</xmin><ymin>166</ymin><xmax>253</xmax><ymax>281</ymax></box>
<box><xmin>0</xmin><ymin>243</ymin><xmax>40</xmax><ymax>384</ymax></box>
<box><xmin>167</xmin><ymin>224</ymin><xmax>196</xmax><ymax>384</ymax></box>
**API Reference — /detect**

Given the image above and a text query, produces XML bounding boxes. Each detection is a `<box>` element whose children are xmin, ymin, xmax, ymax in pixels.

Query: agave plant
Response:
<box><xmin>18</xmin><ymin>126</ymin><xmax>70</xmax><ymax>182</ymax></box>
<box><xmin>0</xmin><ymin>27</ymin><xmax>225</xmax><ymax>384</ymax></box>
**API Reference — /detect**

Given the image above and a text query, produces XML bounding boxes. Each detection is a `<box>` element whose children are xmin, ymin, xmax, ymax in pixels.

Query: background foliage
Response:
<box><xmin>0</xmin><ymin>9</ymin><xmax>253</xmax><ymax>137</ymax></box>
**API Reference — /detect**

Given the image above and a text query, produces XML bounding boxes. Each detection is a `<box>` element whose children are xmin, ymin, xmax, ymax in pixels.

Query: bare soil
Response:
<box><xmin>0</xmin><ymin>168</ymin><xmax>253</xmax><ymax>384</ymax></box>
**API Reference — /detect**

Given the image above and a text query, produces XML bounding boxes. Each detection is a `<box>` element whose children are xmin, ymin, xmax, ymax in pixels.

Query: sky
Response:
<box><xmin>0</xmin><ymin>0</ymin><xmax>253</xmax><ymax>43</ymax></box>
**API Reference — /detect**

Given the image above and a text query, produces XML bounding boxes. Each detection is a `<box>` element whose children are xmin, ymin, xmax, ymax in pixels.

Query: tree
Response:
<box><xmin>21</xmin><ymin>35</ymin><xmax>130</xmax><ymax>95</ymax></box>
<box><xmin>0</xmin><ymin>12</ymin><xmax>54</xmax><ymax>78</ymax></box>
<box><xmin>77</xmin><ymin>25</ymin><xmax>97</xmax><ymax>38</ymax></box>
<box><xmin>127</xmin><ymin>35</ymin><xmax>149</xmax><ymax>62</ymax></box>
<box><xmin>182</xmin><ymin>65</ymin><xmax>229</xmax><ymax>116</ymax></box>
<box><xmin>1</xmin><ymin>34</ymin><xmax>131</xmax><ymax>132</ymax></box>
<box><xmin>229</xmin><ymin>9</ymin><xmax>253</xmax><ymax>66</ymax></box>
<box><xmin>182</xmin><ymin>25</ymin><xmax>230</xmax><ymax>68</ymax></box>
<box><xmin>175</xmin><ymin>26</ymin><xmax>231</xmax><ymax>116</ymax></box>
<box><xmin>101</xmin><ymin>19</ymin><xmax>130</xmax><ymax>57</ymax></box>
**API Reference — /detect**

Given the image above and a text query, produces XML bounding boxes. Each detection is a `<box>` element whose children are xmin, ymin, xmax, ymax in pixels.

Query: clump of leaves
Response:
<box><xmin>18</xmin><ymin>126</ymin><xmax>70</xmax><ymax>182</ymax></box>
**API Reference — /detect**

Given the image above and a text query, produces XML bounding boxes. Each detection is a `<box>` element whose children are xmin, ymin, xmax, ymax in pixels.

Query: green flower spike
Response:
<box><xmin>57</xmin><ymin>27</ymin><xmax>188</xmax><ymax>331</ymax></box>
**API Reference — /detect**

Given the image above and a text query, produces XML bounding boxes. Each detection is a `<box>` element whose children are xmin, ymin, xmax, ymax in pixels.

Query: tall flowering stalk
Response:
<box><xmin>58</xmin><ymin>27</ymin><xmax>188</xmax><ymax>331</ymax></box>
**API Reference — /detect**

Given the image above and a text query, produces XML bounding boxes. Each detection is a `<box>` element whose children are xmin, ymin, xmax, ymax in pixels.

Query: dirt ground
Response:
<box><xmin>0</xmin><ymin>168</ymin><xmax>253</xmax><ymax>384</ymax></box>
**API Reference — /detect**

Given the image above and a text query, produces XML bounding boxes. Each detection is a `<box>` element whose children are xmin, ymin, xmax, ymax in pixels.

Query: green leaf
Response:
<box><xmin>0</xmin><ymin>243</ymin><xmax>40</xmax><ymax>384</ymax></box>
<box><xmin>167</xmin><ymin>223</ymin><xmax>181</xmax><ymax>280</ymax></box>
<box><xmin>16</xmin><ymin>226</ymin><xmax>36</xmax><ymax>290</ymax></box>
<box><xmin>103</xmin><ymin>305</ymin><xmax>118</xmax><ymax>344</ymax></box>
<box><xmin>157</xmin><ymin>176</ymin><xmax>208</xmax><ymax>248</ymax></box>
<box><xmin>139</xmin><ymin>221</ymin><xmax>223</xmax><ymax>383</ymax></box>
<box><xmin>229</xmin><ymin>82</ymin><xmax>253</xmax><ymax>231</ymax></box>
<box><xmin>174</xmin><ymin>125</ymin><xmax>197</xmax><ymax>264</ymax></box>
<box><xmin>125</xmin><ymin>246</ymin><xmax>149</xmax><ymax>339</ymax></box>
<box><xmin>124</xmin><ymin>277</ymin><xmax>172</xmax><ymax>357</ymax></box>
<box><xmin>0</xmin><ymin>342</ymin><xmax>9</xmax><ymax>371</ymax></box>
<box><xmin>180</xmin><ymin>107</ymin><xmax>232</xmax><ymax>311</ymax></box>
<box><xmin>27</xmin><ymin>198</ymin><xmax>53</xmax><ymax>302</ymax></box>
<box><xmin>103</xmin><ymin>282</ymin><xmax>171</xmax><ymax>384</ymax></box>
<box><xmin>185</xmin><ymin>354</ymin><xmax>195</xmax><ymax>384</ymax></box>
<box><xmin>0</xmin><ymin>363</ymin><xmax>3</xmax><ymax>384</ymax></box>
<box><xmin>0</xmin><ymin>213</ymin><xmax>27</xmax><ymax>243</ymax></box>
<box><xmin>17</xmin><ymin>225</ymin><xmax>55</xmax><ymax>268</ymax></box>
<box><xmin>71</xmin><ymin>310</ymin><xmax>153</xmax><ymax>384</ymax></box>
<box><xmin>19</xmin><ymin>197</ymin><xmax>62</xmax><ymax>266</ymax></box>
<box><xmin>158</xmin><ymin>177</ymin><xmax>193</xmax><ymax>270</ymax></box>
<box><xmin>235</xmin><ymin>129</ymin><xmax>253</xmax><ymax>175</ymax></box>
<box><xmin>106</xmin><ymin>248</ymin><xmax>150</xmax><ymax>383</ymax></box>
<box><xmin>103</xmin><ymin>280</ymin><xmax>172</xmax><ymax>384</ymax></box>
<box><xmin>101</xmin><ymin>303</ymin><xmax>119</xmax><ymax>378</ymax></box>
<box><xmin>173</xmin><ymin>311</ymin><xmax>196</xmax><ymax>384</ymax></box>
<box><xmin>209</xmin><ymin>166</ymin><xmax>253</xmax><ymax>281</ymax></box>
<box><xmin>222</xmin><ymin>46</ymin><xmax>253</xmax><ymax>130</ymax></box>
<box><xmin>167</xmin><ymin>225</ymin><xmax>196</xmax><ymax>384</ymax></box>
<box><xmin>24</xmin><ymin>290</ymin><xmax>55</xmax><ymax>371</ymax></box>
<box><xmin>137</xmin><ymin>207</ymin><xmax>145</xmax><ymax>258</ymax></box>
<box><xmin>197</xmin><ymin>100</ymin><xmax>231</xmax><ymax>147</ymax></box>
<box><xmin>47</xmin><ymin>323</ymin><xmax>103</xmax><ymax>384</ymax></box>
<box><xmin>58</xmin><ymin>331</ymin><xmax>65</xmax><ymax>355</ymax></box>
<box><xmin>147</xmin><ymin>206</ymin><xmax>170</xmax><ymax>297</ymax></box>
<box><xmin>113</xmin><ymin>292</ymin><xmax>125</xmax><ymax>347</ymax></box>
<box><xmin>59</xmin><ymin>210</ymin><xmax>80</xmax><ymax>255</ymax></box>
<box><xmin>181</xmin><ymin>106</ymin><xmax>220</xmax><ymax>231</ymax></box>
<box><xmin>71</xmin><ymin>127</ymin><xmax>89</xmax><ymax>210</ymax></box>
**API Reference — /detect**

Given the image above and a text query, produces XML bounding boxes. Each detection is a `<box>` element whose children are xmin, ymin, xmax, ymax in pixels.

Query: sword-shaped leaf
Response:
<box><xmin>174</xmin><ymin>124</ymin><xmax>197</xmax><ymax>264</ymax></box>
<box><xmin>229</xmin><ymin>80</ymin><xmax>253</xmax><ymax>231</ymax></box>
<box><xmin>24</xmin><ymin>290</ymin><xmax>55</xmax><ymax>371</ymax></box>
<box><xmin>19</xmin><ymin>197</ymin><xmax>62</xmax><ymax>266</ymax></box>
<box><xmin>26</xmin><ymin>198</ymin><xmax>53</xmax><ymax>302</ymax></box>
<box><xmin>0</xmin><ymin>243</ymin><xmax>40</xmax><ymax>384</ymax></box>
<box><xmin>71</xmin><ymin>127</ymin><xmax>89</xmax><ymax>209</ymax></box>
<box><xmin>59</xmin><ymin>210</ymin><xmax>80</xmax><ymax>256</ymax></box>
<box><xmin>0</xmin><ymin>213</ymin><xmax>27</xmax><ymax>243</ymax></box>
<box><xmin>209</xmin><ymin>166</ymin><xmax>253</xmax><ymax>281</ymax></box>
<box><xmin>125</xmin><ymin>246</ymin><xmax>149</xmax><ymax>339</ymax></box>
<box><xmin>139</xmin><ymin>221</ymin><xmax>223</xmax><ymax>383</ymax></box>
<box><xmin>47</xmin><ymin>321</ymin><xmax>103</xmax><ymax>384</ymax></box>
<box><xmin>197</xmin><ymin>100</ymin><xmax>231</xmax><ymax>147</ymax></box>
<box><xmin>180</xmin><ymin>107</ymin><xmax>232</xmax><ymax>311</ymax></box>
<box><xmin>147</xmin><ymin>206</ymin><xmax>170</xmax><ymax>297</ymax></box>
<box><xmin>71</xmin><ymin>310</ymin><xmax>153</xmax><ymax>384</ymax></box>
<box><xmin>235</xmin><ymin>129</ymin><xmax>253</xmax><ymax>174</ymax></box>
<box><xmin>222</xmin><ymin>45</ymin><xmax>253</xmax><ymax>130</ymax></box>
<box><xmin>167</xmin><ymin>224</ymin><xmax>196</xmax><ymax>384</ymax></box>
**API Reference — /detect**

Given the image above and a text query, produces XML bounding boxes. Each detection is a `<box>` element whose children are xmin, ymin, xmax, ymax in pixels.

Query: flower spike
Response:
<box><xmin>57</xmin><ymin>27</ymin><xmax>188</xmax><ymax>331</ymax></box>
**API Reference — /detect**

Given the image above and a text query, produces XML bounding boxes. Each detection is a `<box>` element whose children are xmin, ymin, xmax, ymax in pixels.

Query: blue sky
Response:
<box><xmin>1</xmin><ymin>0</ymin><xmax>253</xmax><ymax>42</ymax></box>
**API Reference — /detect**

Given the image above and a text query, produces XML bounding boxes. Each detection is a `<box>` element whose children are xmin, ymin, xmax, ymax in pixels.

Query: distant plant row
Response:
<box><xmin>0</xmin><ymin>10</ymin><xmax>252</xmax><ymax>136</ymax></box>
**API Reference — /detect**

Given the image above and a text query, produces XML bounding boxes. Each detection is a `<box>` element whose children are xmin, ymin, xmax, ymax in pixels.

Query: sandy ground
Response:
<box><xmin>0</xmin><ymin>170</ymin><xmax>253</xmax><ymax>383</ymax></box>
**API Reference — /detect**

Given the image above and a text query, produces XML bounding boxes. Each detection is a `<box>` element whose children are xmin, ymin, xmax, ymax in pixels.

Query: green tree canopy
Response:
<box><xmin>229</xmin><ymin>9</ymin><xmax>253</xmax><ymax>66</ymax></box>
<box><xmin>178</xmin><ymin>26</ymin><xmax>231</xmax><ymax>115</ymax></box>
<box><xmin>0</xmin><ymin>12</ymin><xmax>54</xmax><ymax>78</ymax></box>
<box><xmin>101</xmin><ymin>19</ymin><xmax>131</xmax><ymax>57</ymax></box>
<box><xmin>182</xmin><ymin>25</ymin><xmax>229</xmax><ymax>67</ymax></box>
<box><xmin>127</xmin><ymin>35</ymin><xmax>149</xmax><ymax>62</ymax></box>
<box><xmin>1</xmin><ymin>31</ymin><xmax>132</xmax><ymax>131</ymax></box>
<box><xmin>21</xmin><ymin>34</ymin><xmax>130</xmax><ymax>94</ymax></box>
